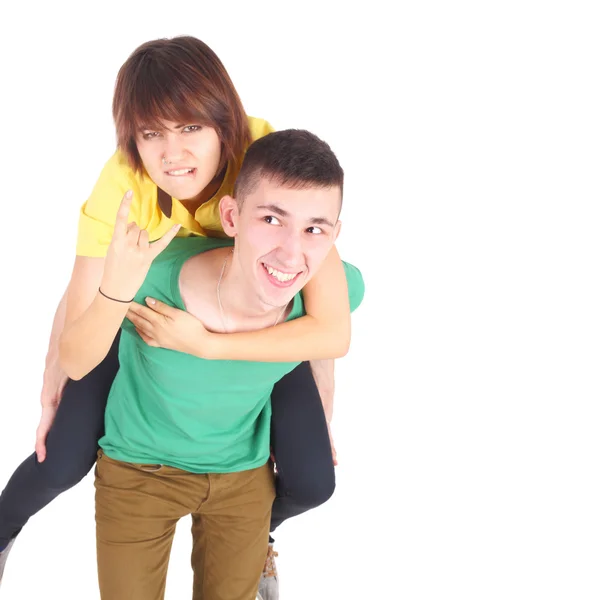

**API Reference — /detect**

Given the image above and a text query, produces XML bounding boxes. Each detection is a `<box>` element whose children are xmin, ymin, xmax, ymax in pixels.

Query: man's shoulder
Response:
<box><xmin>150</xmin><ymin>237</ymin><xmax>233</xmax><ymax>277</ymax></box>
<box><xmin>135</xmin><ymin>239</ymin><xmax>228</xmax><ymax>308</ymax></box>
<box><xmin>161</xmin><ymin>236</ymin><xmax>233</xmax><ymax>258</ymax></box>
<box><xmin>291</xmin><ymin>259</ymin><xmax>365</xmax><ymax>320</ymax></box>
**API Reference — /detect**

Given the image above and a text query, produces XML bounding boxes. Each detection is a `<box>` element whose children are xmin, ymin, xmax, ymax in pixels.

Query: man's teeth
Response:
<box><xmin>168</xmin><ymin>168</ymin><xmax>193</xmax><ymax>175</ymax></box>
<box><xmin>265</xmin><ymin>265</ymin><xmax>297</xmax><ymax>282</ymax></box>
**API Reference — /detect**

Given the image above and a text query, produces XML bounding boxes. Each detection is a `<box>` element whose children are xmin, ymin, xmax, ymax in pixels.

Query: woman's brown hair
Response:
<box><xmin>112</xmin><ymin>36</ymin><xmax>251</xmax><ymax>174</ymax></box>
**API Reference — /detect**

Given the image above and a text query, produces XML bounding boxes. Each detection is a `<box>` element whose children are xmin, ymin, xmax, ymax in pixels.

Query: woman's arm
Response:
<box><xmin>311</xmin><ymin>359</ymin><xmax>338</xmax><ymax>465</ymax></box>
<box><xmin>41</xmin><ymin>288</ymin><xmax>69</xmax><ymax>404</ymax></box>
<box><xmin>310</xmin><ymin>359</ymin><xmax>335</xmax><ymax>422</ymax></box>
<box><xmin>210</xmin><ymin>246</ymin><xmax>350</xmax><ymax>361</ymax></box>
<box><xmin>130</xmin><ymin>246</ymin><xmax>351</xmax><ymax>362</ymax></box>
<box><xmin>35</xmin><ymin>288</ymin><xmax>70</xmax><ymax>461</ymax></box>
<box><xmin>58</xmin><ymin>255</ymin><xmax>123</xmax><ymax>381</ymax></box>
<box><xmin>60</xmin><ymin>191</ymin><xmax>180</xmax><ymax>380</ymax></box>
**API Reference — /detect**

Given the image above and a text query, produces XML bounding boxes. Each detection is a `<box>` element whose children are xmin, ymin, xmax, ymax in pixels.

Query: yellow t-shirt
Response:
<box><xmin>76</xmin><ymin>116</ymin><xmax>274</xmax><ymax>257</ymax></box>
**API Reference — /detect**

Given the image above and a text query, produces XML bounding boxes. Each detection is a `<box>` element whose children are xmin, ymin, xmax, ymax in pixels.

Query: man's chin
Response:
<box><xmin>262</xmin><ymin>287</ymin><xmax>301</xmax><ymax>312</ymax></box>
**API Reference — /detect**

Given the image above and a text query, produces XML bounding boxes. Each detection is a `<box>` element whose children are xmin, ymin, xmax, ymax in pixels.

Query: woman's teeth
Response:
<box><xmin>167</xmin><ymin>168</ymin><xmax>194</xmax><ymax>176</ymax></box>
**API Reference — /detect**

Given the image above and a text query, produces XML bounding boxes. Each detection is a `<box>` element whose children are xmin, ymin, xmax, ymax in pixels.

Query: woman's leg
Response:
<box><xmin>259</xmin><ymin>362</ymin><xmax>336</xmax><ymax>599</ymax></box>
<box><xmin>269</xmin><ymin>361</ymin><xmax>336</xmax><ymax>534</ymax></box>
<box><xmin>0</xmin><ymin>334</ymin><xmax>120</xmax><ymax>549</ymax></box>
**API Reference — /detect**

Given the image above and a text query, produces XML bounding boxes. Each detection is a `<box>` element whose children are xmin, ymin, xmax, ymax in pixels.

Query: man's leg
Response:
<box><xmin>95</xmin><ymin>453</ymin><xmax>191</xmax><ymax>600</ymax></box>
<box><xmin>0</xmin><ymin>335</ymin><xmax>120</xmax><ymax>581</ymax></box>
<box><xmin>191</xmin><ymin>463</ymin><xmax>275</xmax><ymax>600</ymax></box>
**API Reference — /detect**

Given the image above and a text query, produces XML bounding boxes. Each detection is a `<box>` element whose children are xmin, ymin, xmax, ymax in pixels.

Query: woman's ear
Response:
<box><xmin>219</xmin><ymin>195</ymin><xmax>239</xmax><ymax>236</ymax></box>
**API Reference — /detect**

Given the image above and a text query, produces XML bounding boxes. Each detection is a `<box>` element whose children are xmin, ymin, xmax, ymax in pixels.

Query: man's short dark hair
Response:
<box><xmin>233</xmin><ymin>129</ymin><xmax>344</xmax><ymax>208</ymax></box>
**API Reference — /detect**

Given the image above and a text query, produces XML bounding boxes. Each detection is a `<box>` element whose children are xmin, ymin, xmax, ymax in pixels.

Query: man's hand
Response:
<box><xmin>101</xmin><ymin>190</ymin><xmax>181</xmax><ymax>301</ymax></box>
<box><xmin>35</xmin><ymin>359</ymin><xmax>68</xmax><ymax>462</ymax></box>
<box><xmin>126</xmin><ymin>298</ymin><xmax>214</xmax><ymax>357</ymax></box>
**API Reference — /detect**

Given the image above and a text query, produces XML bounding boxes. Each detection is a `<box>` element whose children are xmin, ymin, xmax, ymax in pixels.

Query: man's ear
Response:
<box><xmin>333</xmin><ymin>220</ymin><xmax>342</xmax><ymax>242</ymax></box>
<box><xmin>219</xmin><ymin>195</ymin><xmax>239</xmax><ymax>236</ymax></box>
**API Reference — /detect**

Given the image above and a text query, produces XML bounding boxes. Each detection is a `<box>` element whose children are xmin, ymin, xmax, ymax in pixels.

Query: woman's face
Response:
<box><xmin>136</xmin><ymin>121</ymin><xmax>222</xmax><ymax>201</ymax></box>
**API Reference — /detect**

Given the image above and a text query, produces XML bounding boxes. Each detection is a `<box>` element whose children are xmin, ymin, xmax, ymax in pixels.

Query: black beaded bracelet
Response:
<box><xmin>98</xmin><ymin>288</ymin><xmax>134</xmax><ymax>303</ymax></box>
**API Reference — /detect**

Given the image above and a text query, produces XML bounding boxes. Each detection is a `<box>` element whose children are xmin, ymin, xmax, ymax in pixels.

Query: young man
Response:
<box><xmin>59</xmin><ymin>129</ymin><xmax>364</xmax><ymax>599</ymax></box>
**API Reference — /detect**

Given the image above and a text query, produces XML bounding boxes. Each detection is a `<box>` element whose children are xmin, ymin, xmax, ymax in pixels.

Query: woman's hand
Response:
<box><xmin>127</xmin><ymin>298</ymin><xmax>214</xmax><ymax>357</ymax></box>
<box><xmin>35</xmin><ymin>359</ymin><xmax>69</xmax><ymax>462</ymax></box>
<box><xmin>101</xmin><ymin>190</ymin><xmax>180</xmax><ymax>301</ymax></box>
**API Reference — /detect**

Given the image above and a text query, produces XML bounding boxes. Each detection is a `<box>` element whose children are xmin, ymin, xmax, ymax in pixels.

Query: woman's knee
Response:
<box><xmin>36</xmin><ymin>445</ymin><xmax>98</xmax><ymax>490</ymax></box>
<box><xmin>279</xmin><ymin>465</ymin><xmax>336</xmax><ymax>509</ymax></box>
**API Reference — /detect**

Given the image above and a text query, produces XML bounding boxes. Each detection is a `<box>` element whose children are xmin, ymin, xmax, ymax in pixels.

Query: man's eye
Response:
<box><xmin>183</xmin><ymin>125</ymin><xmax>202</xmax><ymax>133</ymax></box>
<box><xmin>264</xmin><ymin>216</ymin><xmax>281</xmax><ymax>225</ymax></box>
<box><xmin>307</xmin><ymin>226</ymin><xmax>323</xmax><ymax>234</ymax></box>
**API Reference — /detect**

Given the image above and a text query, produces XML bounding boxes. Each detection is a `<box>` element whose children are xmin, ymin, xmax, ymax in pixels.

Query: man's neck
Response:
<box><xmin>179</xmin><ymin>248</ymin><xmax>289</xmax><ymax>334</ymax></box>
<box><xmin>218</xmin><ymin>252</ymin><xmax>288</xmax><ymax>328</ymax></box>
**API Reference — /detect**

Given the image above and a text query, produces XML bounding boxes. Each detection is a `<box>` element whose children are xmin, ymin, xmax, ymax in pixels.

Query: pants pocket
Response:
<box><xmin>135</xmin><ymin>463</ymin><xmax>164</xmax><ymax>472</ymax></box>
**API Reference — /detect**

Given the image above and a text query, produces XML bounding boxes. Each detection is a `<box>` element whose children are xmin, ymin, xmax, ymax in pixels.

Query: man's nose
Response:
<box><xmin>278</xmin><ymin>232</ymin><xmax>304</xmax><ymax>263</ymax></box>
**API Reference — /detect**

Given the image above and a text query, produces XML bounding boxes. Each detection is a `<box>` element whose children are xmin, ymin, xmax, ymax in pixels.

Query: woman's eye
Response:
<box><xmin>183</xmin><ymin>125</ymin><xmax>202</xmax><ymax>133</ymax></box>
<box><xmin>142</xmin><ymin>131</ymin><xmax>160</xmax><ymax>140</ymax></box>
<box><xmin>264</xmin><ymin>216</ymin><xmax>281</xmax><ymax>225</ymax></box>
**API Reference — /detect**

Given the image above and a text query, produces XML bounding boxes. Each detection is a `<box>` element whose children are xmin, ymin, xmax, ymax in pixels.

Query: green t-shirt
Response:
<box><xmin>99</xmin><ymin>237</ymin><xmax>365</xmax><ymax>473</ymax></box>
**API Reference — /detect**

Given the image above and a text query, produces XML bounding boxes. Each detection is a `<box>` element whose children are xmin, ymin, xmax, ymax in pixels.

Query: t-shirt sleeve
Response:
<box><xmin>342</xmin><ymin>261</ymin><xmax>365</xmax><ymax>312</ymax></box>
<box><xmin>76</xmin><ymin>152</ymin><xmax>144</xmax><ymax>258</ymax></box>
<box><xmin>261</xmin><ymin>120</ymin><xmax>276</xmax><ymax>135</ymax></box>
<box><xmin>249</xmin><ymin>117</ymin><xmax>276</xmax><ymax>141</ymax></box>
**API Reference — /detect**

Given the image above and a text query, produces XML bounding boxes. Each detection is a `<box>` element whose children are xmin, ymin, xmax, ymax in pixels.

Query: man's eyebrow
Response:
<box><xmin>256</xmin><ymin>204</ymin><xmax>290</xmax><ymax>217</ymax></box>
<box><xmin>256</xmin><ymin>204</ymin><xmax>335</xmax><ymax>228</ymax></box>
<box><xmin>308</xmin><ymin>216</ymin><xmax>335</xmax><ymax>228</ymax></box>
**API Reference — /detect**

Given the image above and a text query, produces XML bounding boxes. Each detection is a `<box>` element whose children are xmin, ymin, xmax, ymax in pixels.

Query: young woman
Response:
<box><xmin>0</xmin><ymin>36</ymin><xmax>350</xmax><ymax>598</ymax></box>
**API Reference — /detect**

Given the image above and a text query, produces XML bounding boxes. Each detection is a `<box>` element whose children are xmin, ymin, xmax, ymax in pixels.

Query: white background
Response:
<box><xmin>0</xmin><ymin>1</ymin><xmax>599</xmax><ymax>599</ymax></box>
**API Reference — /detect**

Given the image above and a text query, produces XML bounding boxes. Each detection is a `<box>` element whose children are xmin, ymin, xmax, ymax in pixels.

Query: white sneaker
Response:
<box><xmin>257</xmin><ymin>543</ymin><xmax>279</xmax><ymax>600</ymax></box>
<box><xmin>0</xmin><ymin>538</ymin><xmax>16</xmax><ymax>586</ymax></box>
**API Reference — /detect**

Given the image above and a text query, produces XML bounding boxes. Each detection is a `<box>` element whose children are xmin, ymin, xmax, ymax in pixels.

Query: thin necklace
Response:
<box><xmin>216</xmin><ymin>249</ymin><xmax>287</xmax><ymax>333</ymax></box>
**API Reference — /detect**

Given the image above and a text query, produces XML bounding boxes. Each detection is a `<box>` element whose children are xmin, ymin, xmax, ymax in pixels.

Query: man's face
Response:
<box><xmin>222</xmin><ymin>178</ymin><xmax>342</xmax><ymax>310</ymax></box>
<box><xmin>136</xmin><ymin>120</ymin><xmax>221</xmax><ymax>201</ymax></box>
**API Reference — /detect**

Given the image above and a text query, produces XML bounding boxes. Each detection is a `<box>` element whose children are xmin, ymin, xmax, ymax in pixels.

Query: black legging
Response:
<box><xmin>0</xmin><ymin>333</ymin><xmax>335</xmax><ymax>547</ymax></box>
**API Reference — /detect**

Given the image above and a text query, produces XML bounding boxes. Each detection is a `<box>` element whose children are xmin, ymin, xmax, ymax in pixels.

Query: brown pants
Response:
<box><xmin>95</xmin><ymin>451</ymin><xmax>275</xmax><ymax>600</ymax></box>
